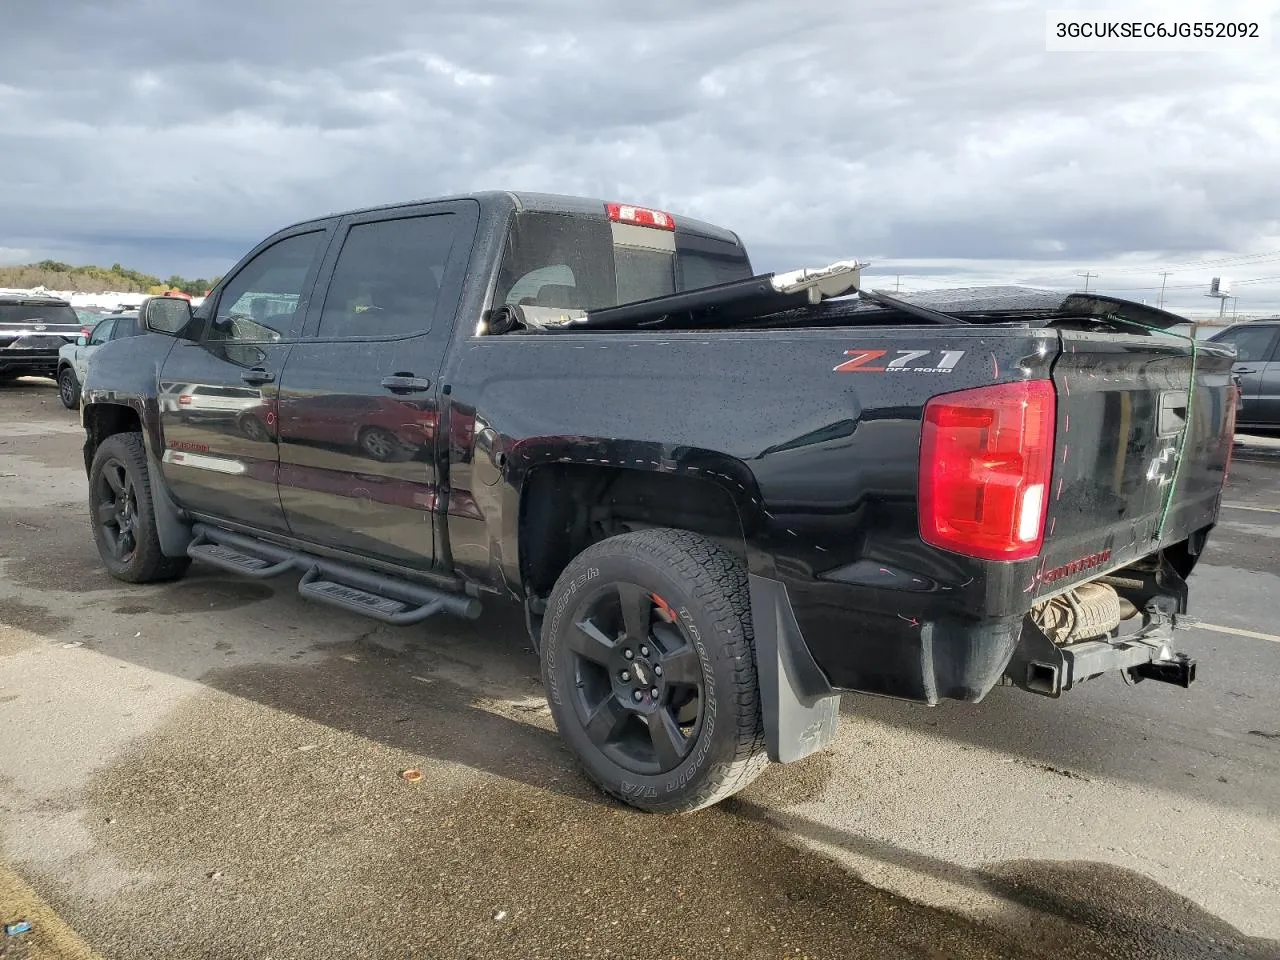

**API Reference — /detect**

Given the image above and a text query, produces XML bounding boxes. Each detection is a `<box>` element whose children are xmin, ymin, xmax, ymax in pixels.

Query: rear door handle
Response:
<box><xmin>241</xmin><ymin>367</ymin><xmax>275</xmax><ymax>385</ymax></box>
<box><xmin>381</xmin><ymin>375</ymin><xmax>432</xmax><ymax>394</ymax></box>
<box><xmin>1234</xmin><ymin>366</ymin><xmax>1259</xmax><ymax>374</ymax></box>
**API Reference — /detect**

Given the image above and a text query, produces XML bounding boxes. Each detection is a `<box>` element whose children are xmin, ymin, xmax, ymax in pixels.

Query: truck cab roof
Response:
<box><xmin>290</xmin><ymin>190</ymin><xmax>744</xmax><ymax>246</ymax></box>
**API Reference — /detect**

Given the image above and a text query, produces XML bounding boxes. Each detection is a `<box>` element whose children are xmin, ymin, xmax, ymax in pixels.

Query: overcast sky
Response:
<box><xmin>3</xmin><ymin>0</ymin><xmax>1279</xmax><ymax>316</ymax></box>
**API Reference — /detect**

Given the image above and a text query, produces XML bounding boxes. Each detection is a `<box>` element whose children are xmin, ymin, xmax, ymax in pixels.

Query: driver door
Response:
<box><xmin>157</xmin><ymin>224</ymin><xmax>333</xmax><ymax>532</ymax></box>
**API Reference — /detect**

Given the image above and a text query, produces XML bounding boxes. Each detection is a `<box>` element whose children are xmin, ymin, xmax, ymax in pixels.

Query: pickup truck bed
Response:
<box><xmin>78</xmin><ymin>191</ymin><xmax>1236</xmax><ymax>813</ymax></box>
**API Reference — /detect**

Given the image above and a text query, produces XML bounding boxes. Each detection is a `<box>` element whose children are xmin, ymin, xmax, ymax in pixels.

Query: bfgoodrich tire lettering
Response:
<box><xmin>542</xmin><ymin>528</ymin><xmax>767</xmax><ymax>813</ymax></box>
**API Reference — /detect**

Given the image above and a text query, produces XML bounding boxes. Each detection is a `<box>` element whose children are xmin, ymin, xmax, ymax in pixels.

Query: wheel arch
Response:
<box><xmin>507</xmin><ymin>440</ymin><xmax>767</xmax><ymax>641</ymax></box>
<box><xmin>82</xmin><ymin>400</ymin><xmax>191</xmax><ymax>558</ymax></box>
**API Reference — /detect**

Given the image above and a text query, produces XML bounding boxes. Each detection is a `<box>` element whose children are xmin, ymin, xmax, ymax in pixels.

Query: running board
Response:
<box><xmin>298</xmin><ymin>568</ymin><xmax>445</xmax><ymax>625</ymax></box>
<box><xmin>186</xmin><ymin>523</ymin><xmax>482</xmax><ymax>623</ymax></box>
<box><xmin>188</xmin><ymin>539</ymin><xmax>294</xmax><ymax>579</ymax></box>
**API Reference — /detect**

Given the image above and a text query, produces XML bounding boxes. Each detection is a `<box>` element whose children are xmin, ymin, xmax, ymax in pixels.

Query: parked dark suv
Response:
<box><xmin>0</xmin><ymin>293</ymin><xmax>84</xmax><ymax>382</ymax></box>
<box><xmin>1207</xmin><ymin>320</ymin><xmax>1280</xmax><ymax>428</ymax></box>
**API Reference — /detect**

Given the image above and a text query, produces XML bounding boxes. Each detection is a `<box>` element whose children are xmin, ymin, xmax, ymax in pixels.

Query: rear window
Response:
<box><xmin>494</xmin><ymin>212</ymin><xmax>751</xmax><ymax>313</ymax></box>
<box><xmin>0</xmin><ymin>304</ymin><xmax>78</xmax><ymax>325</ymax></box>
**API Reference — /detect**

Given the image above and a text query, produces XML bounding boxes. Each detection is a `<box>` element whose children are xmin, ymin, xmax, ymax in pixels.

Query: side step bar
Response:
<box><xmin>186</xmin><ymin>524</ymin><xmax>481</xmax><ymax>624</ymax></box>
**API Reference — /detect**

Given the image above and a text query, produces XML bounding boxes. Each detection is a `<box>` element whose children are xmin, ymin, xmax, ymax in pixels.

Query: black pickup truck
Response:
<box><xmin>80</xmin><ymin>191</ymin><xmax>1237</xmax><ymax>813</ymax></box>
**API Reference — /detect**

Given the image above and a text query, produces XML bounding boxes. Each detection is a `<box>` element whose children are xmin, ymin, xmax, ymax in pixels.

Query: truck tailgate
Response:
<box><xmin>1035</xmin><ymin>329</ymin><xmax>1235</xmax><ymax>597</ymax></box>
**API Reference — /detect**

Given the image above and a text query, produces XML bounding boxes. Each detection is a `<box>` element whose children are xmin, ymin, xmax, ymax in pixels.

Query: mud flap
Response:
<box><xmin>748</xmin><ymin>574</ymin><xmax>841</xmax><ymax>763</ymax></box>
<box><xmin>146</xmin><ymin>453</ymin><xmax>193</xmax><ymax>558</ymax></box>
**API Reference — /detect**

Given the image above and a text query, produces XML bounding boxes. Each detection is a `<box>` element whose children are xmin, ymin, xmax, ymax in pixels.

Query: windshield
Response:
<box><xmin>495</xmin><ymin>212</ymin><xmax>752</xmax><ymax>313</ymax></box>
<box><xmin>0</xmin><ymin>304</ymin><xmax>78</xmax><ymax>326</ymax></box>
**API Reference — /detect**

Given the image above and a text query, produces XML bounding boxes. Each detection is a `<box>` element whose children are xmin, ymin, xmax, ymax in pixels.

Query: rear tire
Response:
<box><xmin>58</xmin><ymin>367</ymin><xmax>81</xmax><ymax>409</ymax></box>
<box><xmin>89</xmin><ymin>432</ymin><xmax>191</xmax><ymax>583</ymax></box>
<box><xmin>541</xmin><ymin>528</ymin><xmax>767</xmax><ymax>813</ymax></box>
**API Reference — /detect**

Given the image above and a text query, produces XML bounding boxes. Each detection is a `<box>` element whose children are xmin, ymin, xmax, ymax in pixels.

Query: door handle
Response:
<box><xmin>1234</xmin><ymin>366</ymin><xmax>1259</xmax><ymax>375</ymax></box>
<box><xmin>381</xmin><ymin>375</ymin><xmax>432</xmax><ymax>394</ymax></box>
<box><xmin>241</xmin><ymin>367</ymin><xmax>275</xmax><ymax>385</ymax></box>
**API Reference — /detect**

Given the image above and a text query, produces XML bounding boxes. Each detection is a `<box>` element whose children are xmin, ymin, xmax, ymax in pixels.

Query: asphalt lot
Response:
<box><xmin>0</xmin><ymin>376</ymin><xmax>1277</xmax><ymax>960</ymax></box>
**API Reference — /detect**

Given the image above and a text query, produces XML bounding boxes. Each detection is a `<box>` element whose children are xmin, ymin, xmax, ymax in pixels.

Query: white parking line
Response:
<box><xmin>1222</xmin><ymin>502</ymin><xmax>1280</xmax><ymax>515</ymax></box>
<box><xmin>1193</xmin><ymin>622</ymin><xmax>1280</xmax><ymax>644</ymax></box>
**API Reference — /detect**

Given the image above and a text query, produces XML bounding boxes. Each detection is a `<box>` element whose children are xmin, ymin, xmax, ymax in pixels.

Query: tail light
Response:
<box><xmin>919</xmin><ymin>379</ymin><xmax>1057</xmax><ymax>562</ymax></box>
<box><xmin>605</xmin><ymin>202</ymin><xmax>675</xmax><ymax>231</ymax></box>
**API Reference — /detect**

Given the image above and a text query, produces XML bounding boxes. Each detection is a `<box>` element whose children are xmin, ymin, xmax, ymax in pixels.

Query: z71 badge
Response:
<box><xmin>833</xmin><ymin>349</ymin><xmax>965</xmax><ymax>373</ymax></box>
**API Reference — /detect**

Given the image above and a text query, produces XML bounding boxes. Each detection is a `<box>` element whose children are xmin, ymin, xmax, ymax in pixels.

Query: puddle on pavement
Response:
<box><xmin>0</xmin><ymin>509</ymin><xmax>118</xmax><ymax>594</ymax></box>
<box><xmin>108</xmin><ymin>576</ymin><xmax>277</xmax><ymax>615</ymax></box>
<box><xmin>71</xmin><ymin>652</ymin><xmax>1278</xmax><ymax>960</ymax></box>
<box><xmin>0</xmin><ymin>598</ymin><xmax>71</xmax><ymax>638</ymax></box>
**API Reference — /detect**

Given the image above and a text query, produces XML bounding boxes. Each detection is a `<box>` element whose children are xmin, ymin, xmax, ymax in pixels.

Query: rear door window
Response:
<box><xmin>111</xmin><ymin>316</ymin><xmax>140</xmax><ymax>339</ymax></box>
<box><xmin>315</xmin><ymin>214</ymin><xmax>461</xmax><ymax>339</ymax></box>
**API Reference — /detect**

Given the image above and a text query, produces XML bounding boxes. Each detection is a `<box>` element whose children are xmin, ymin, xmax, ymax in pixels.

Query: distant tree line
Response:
<box><xmin>0</xmin><ymin>260</ymin><xmax>222</xmax><ymax>296</ymax></box>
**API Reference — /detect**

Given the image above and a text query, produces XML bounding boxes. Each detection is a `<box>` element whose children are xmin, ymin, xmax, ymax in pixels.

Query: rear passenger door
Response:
<box><xmin>275</xmin><ymin>200</ymin><xmax>479</xmax><ymax>570</ymax></box>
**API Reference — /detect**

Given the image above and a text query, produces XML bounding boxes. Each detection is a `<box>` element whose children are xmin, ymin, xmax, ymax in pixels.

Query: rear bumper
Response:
<box><xmin>751</xmin><ymin>553</ymin><xmax>1197</xmax><ymax>763</ymax></box>
<box><xmin>0</xmin><ymin>350</ymin><xmax>59</xmax><ymax>375</ymax></box>
<box><xmin>748</xmin><ymin>573</ymin><xmax>1023</xmax><ymax>762</ymax></box>
<box><xmin>762</xmin><ymin>574</ymin><xmax>1025</xmax><ymax>706</ymax></box>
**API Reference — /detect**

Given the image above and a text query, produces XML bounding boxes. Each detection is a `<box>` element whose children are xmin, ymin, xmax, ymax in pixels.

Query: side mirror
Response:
<box><xmin>76</xmin><ymin>336</ymin><xmax>88</xmax><ymax>347</ymax></box>
<box><xmin>141</xmin><ymin>296</ymin><xmax>194</xmax><ymax>337</ymax></box>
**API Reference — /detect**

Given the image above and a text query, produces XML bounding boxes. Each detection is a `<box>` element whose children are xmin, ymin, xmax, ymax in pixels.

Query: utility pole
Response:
<box><xmin>1077</xmin><ymin>271</ymin><xmax>1098</xmax><ymax>293</ymax></box>
<box><xmin>1157</xmin><ymin>271</ymin><xmax>1172</xmax><ymax>309</ymax></box>
<box><xmin>894</xmin><ymin>275</ymin><xmax>902</xmax><ymax>293</ymax></box>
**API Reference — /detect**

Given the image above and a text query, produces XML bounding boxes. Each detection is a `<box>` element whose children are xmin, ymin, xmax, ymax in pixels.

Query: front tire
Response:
<box><xmin>541</xmin><ymin>528</ymin><xmax>767</xmax><ymax>813</ymax></box>
<box><xmin>89</xmin><ymin>433</ymin><xmax>191</xmax><ymax>583</ymax></box>
<box><xmin>58</xmin><ymin>367</ymin><xmax>81</xmax><ymax>409</ymax></box>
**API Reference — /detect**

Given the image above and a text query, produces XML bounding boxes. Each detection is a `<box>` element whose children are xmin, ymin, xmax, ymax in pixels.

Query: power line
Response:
<box><xmin>1078</xmin><ymin>249</ymin><xmax>1280</xmax><ymax>278</ymax></box>
<box><xmin>1095</xmin><ymin>274</ymin><xmax>1280</xmax><ymax>293</ymax></box>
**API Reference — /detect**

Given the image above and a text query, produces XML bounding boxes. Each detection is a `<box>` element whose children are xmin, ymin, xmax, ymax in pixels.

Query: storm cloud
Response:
<box><xmin>3</xmin><ymin>0</ymin><xmax>1279</xmax><ymax>314</ymax></box>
